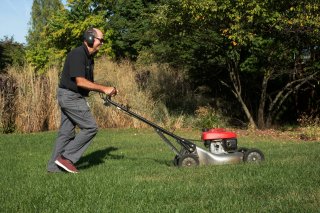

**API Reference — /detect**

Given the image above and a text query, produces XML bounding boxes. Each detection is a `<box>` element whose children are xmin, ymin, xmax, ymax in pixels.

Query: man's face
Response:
<box><xmin>91</xmin><ymin>30</ymin><xmax>104</xmax><ymax>53</ymax></box>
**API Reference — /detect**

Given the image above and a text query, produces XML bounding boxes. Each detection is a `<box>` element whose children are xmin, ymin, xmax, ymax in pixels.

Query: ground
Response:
<box><xmin>234</xmin><ymin>127</ymin><xmax>319</xmax><ymax>142</ymax></box>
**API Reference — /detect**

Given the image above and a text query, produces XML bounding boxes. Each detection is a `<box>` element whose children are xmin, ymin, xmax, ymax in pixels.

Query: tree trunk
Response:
<box><xmin>257</xmin><ymin>69</ymin><xmax>272</xmax><ymax>129</ymax></box>
<box><xmin>221</xmin><ymin>61</ymin><xmax>257</xmax><ymax>129</ymax></box>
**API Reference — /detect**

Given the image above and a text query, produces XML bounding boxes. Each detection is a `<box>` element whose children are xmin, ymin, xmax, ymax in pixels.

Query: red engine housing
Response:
<box><xmin>202</xmin><ymin>128</ymin><xmax>237</xmax><ymax>140</ymax></box>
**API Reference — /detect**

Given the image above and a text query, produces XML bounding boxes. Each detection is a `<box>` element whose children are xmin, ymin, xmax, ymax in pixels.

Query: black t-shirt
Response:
<box><xmin>59</xmin><ymin>44</ymin><xmax>94</xmax><ymax>96</ymax></box>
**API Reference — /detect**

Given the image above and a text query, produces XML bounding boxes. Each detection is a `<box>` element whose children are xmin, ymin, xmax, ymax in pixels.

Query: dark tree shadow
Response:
<box><xmin>76</xmin><ymin>147</ymin><xmax>124</xmax><ymax>170</ymax></box>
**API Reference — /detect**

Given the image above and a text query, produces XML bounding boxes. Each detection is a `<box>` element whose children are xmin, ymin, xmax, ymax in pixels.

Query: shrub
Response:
<box><xmin>193</xmin><ymin>106</ymin><xmax>226</xmax><ymax>129</ymax></box>
<box><xmin>297</xmin><ymin>113</ymin><xmax>320</xmax><ymax>141</ymax></box>
<box><xmin>0</xmin><ymin>74</ymin><xmax>17</xmax><ymax>133</ymax></box>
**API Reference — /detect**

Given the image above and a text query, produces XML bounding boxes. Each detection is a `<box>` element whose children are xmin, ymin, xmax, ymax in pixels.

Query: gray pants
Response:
<box><xmin>47</xmin><ymin>88</ymin><xmax>98</xmax><ymax>172</ymax></box>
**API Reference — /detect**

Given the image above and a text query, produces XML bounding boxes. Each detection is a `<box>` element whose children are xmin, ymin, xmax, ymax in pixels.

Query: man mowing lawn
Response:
<box><xmin>47</xmin><ymin>28</ymin><xmax>118</xmax><ymax>173</ymax></box>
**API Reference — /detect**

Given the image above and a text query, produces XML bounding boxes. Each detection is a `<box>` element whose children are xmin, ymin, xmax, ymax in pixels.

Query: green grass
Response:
<box><xmin>0</xmin><ymin>129</ymin><xmax>319</xmax><ymax>212</ymax></box>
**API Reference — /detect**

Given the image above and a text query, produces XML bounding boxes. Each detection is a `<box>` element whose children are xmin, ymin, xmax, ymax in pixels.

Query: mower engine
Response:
<box><xmin>202</xmin><ymin>128</ymin><xmax>238</xmax><ymax>154</ymax></box>
<box><xmin>195</xmin><ymin>128</ymin><xmax>264</xmax><ymax>166</ymax></box>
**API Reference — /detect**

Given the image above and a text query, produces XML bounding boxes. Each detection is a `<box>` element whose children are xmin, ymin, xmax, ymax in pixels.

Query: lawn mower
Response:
<box><xmin>102</xmin><ymin>96</ymin><xmax>264</xmax><ymax>167</ymax></box>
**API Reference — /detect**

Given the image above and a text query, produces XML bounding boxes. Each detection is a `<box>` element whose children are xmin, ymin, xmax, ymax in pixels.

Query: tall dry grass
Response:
<box><xmin>6</xmin><ymin>65</ymin><xmax>59</xmax><ymax>132</ymax></box>
<box><xmin>91</xmin><ymin>59</ymin><xmax>197</xmax><ymax>129</ymax></box>
<box><xmin>0</xmin><ymin>58</ymin><xmax>201</xmax><ymax>133</ymax></box>
<box><xmin>0</xmin><ymin>60</ymin><xmax>172</xmax><ymax>132</ymax></box>
<box><xmin>0</xmin><ymin>74</ymin><xmax>18</xmax><ymax>133</ymax></box>
<box><xmin>134</xmin><ymin>63</ymin><xmax>197</xmax><ymax>129</ymax></box>
<box><xmin>0</xmin><ymin>92</ymin><xmax>3</xmax><ymax>128</ymax></box>
<box><xmin>89</xmin><ymin>59</ymin><xmax>157</xmax><ymax>128</ymax></box>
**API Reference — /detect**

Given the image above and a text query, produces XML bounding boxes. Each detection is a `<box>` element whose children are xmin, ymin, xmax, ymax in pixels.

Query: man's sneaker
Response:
<box><xmin>55</xmin><ymin>155</ymin><xmax>79</xmax><ymax>173</ymax></box>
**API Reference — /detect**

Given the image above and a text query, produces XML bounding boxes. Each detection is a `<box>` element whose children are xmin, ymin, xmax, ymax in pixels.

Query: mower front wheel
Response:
<box><xmin>243</xmin><ymin>148</ymin><xmax>265</xmax><ymax>163</ymax></box>
<box><xmin>178</xmin><ymin>154</ymin><xmax>199</xmax><ymax>167</ymax></box>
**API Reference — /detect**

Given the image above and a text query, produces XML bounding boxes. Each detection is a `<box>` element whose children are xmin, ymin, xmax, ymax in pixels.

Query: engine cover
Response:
<box><xmin>202</xmin><ymin>128</ymin><xmax>237</xmax><ymax>140</ymax></box>
<box><xmin>202</xmin><ymin>128</ymin><xmax>238</xmax><ymax>153</ymax></box>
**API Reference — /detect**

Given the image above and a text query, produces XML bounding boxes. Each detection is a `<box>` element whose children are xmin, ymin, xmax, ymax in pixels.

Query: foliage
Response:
<box><xmin>0</xmin><ymin>37</ymin><xmax>26</xmax><ymax>72</ymax></box>
<box><xmin>297</xmin><ymin>113</ymin><xmax>320</xmax><ymax>141</ymax></box>
<box><xmin>23</xmin><ymin>0</ymin><xmax>320</xmax><ymax>128</ymax></box>
<box><xmin>46</xmin><ymin>0</ymin><xmax>113</xmax><ymax>54</ymax></box>
<box><xmin>26</xmin><ymin>0</ymin><xmax>65</xmax><ymax>72</ymax></box>
<box><xmin>28</xmin><ymin>0</ymin><xmax>159</xmax><ymax>65</ymax></box>
<box><xmin>26</xmin><ymin>0</ymin><xmax>117</xmax><ymax>72</ymax></box>
<box><xmin>193</xmin><ymin>106</ymin><xmax>226</xmax><ymax>129</ymax></box>
<box><xmin>143</xmin><ymin>0</ymin><xmax>224</xmax><ymax>70</ymax></box>
<box><xmin>145</xmin><ymin>0</ymin><xmax>320</xmax><ymax>129</ymax></box>
<box><xmin>107</xmin><ymin>0</ymin><xmax>157</xmax><ymax>60</ymax></box>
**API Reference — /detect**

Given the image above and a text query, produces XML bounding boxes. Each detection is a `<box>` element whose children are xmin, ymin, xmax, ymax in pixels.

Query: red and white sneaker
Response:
<box><xmin>55</xmin><ymin>155</ymin><xmax>79</xmax><ymax>173</ymax></box>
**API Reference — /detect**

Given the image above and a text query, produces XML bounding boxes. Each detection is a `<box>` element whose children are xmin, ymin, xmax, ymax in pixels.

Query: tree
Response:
<box><xmin>44</xmin><ymin>0</ymin><xmax>158</xmax><ymax>62</ymax></box>
<box><xmin>107</xmin><ymin>0</ymin><xmax>157</xmax><ymax>60</ymax></box>
<box><xmin>221</xmin><ymin>0</ymin><xmax>320</xmax><ymax>128</ymax></box>
<box><xmin>26</xmin><ymin>0</ymin><xmax>64</xmax><ymax>72</ymax></box>
<box><xmin>146</xmin><ymin>0</ymin><xmax>320</xmax><ymax>129</ymax></box>
<box><xmin>0</xmin><ymin>36</ymin><xmax>25</xmax><ymax>73</ymax></box>
<box><xmin>23</xmin><ymin>0</ymin><xmax>320</xmax><ymax>128</ymax></box>
<box><xmin>26</xmin><ymin>0</ymin><xmax>117</xmax><ymax>72</ymax></box>
<box><xmin>47</xmin><ymin>0</ymin><xmax>113</xmax><ymax>54</ymax></box>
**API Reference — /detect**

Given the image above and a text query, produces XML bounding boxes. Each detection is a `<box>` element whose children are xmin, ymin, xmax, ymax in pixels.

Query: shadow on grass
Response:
<box><xmin>76</xmin><ymin>146</ymin><xmax>124</xmax><ymax>170</ymax></box>
<box><xmin>153</xmin><ymin>159</ymin><xmax>174</xmax><ymax>167</ymax></box>
<box><xmin>125</xmin><ymin>157</ymin><xmax>174</xmax><ymax>167</ymax></box>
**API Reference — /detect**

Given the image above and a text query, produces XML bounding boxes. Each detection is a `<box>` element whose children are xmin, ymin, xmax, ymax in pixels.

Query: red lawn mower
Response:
<box><xmin>102</xmin><ymin>96</ymin><xmax>265</xmax><ymax>167</ymax></box>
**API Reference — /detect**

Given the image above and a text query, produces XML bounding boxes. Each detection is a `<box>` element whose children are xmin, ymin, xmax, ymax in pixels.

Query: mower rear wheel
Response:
<box><xmin>173</xmin><ymin>155</ymin><xmax>179</xmax><ymax>166</ymax></box>
<box><xmin>173</xmin><ymin>148</ymin><xmax>190</xmax><ymax>166</ymax></box>
<box><xmin>178</xmin><ymin>154</ymin><xmax>199</xmax><ymax>167</ymax></box>
<box><xmin>243</xmin><ymin>148</ymin><xmax>265</xmax><ymax>163</ymax></box>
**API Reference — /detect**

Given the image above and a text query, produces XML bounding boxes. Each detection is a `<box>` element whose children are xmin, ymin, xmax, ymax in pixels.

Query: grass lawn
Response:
<box><xmin>0</xmin><ymin>128</ymin><xmax>319</xmax><ymax>212</ymax></box>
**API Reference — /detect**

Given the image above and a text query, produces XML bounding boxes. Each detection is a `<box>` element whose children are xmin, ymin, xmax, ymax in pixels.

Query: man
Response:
<box><xmin>47</xmin><ymin>28</ymin><xmax>117</xmax><ymax>173</ymax></box>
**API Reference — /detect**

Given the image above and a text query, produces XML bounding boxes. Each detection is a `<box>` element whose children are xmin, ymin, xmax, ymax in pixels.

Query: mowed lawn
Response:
<box><xmin>0</xmin><ymin>128</ymin><xmax>319</xmax><ymax>212</ymax></box>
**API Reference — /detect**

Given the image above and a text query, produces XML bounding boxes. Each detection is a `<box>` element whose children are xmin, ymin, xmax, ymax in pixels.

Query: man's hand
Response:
<box><xmin>104</xmin><ymin>87</ymin><xmax>118</xmax><ymax>97</ymax></box>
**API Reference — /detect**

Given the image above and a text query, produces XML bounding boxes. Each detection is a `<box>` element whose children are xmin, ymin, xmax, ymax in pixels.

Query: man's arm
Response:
<box><xmin>76</xmin><ymin>77</ymin><xmax>117</xmax><ymax>96</ymax></box>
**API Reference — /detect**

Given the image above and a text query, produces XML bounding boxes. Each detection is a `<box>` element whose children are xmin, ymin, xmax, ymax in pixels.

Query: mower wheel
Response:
<box><xmin>173</xmin><ymin>148</ymin><xmax>190</xmax><ymax>166</ymax></box>
<box><xmin>243</xmin><ymin>148</ymin><xmax>265</xmax><ymax>163</ymax></box>
<box><xmin>178</xmin><ymin>154</ymin><xmax>199</xmax><ymax>167</ymax></box>
<box><xmin>173</xmin><ymin>155</ymin><xmax>179</xmax><ymax>166</ymax></box>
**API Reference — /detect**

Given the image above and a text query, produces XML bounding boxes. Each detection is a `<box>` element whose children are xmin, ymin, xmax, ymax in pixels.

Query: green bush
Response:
<box><xmin>193</xmin><ymin>106</ymin><xmax>226</xmax><ymax>129</ymax></box>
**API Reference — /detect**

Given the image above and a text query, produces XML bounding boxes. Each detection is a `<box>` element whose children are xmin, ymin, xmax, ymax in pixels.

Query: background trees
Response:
<box><xmin>26</xmin><ymin>0</ymin><xmax>64</xmax><ymax>72</ymax></box>
<box><xmin>0</xmin><ymin>37</ymin><xmax>25</xmax><ymax>73</ymax></box>
<box><xmin>2</xmin><ymin>0</ymin><xmax>319</xmax><ymax>130</ymax></box>
<box><xmin>142</xmin><ymin>0</ymin><xmax>320</xmax><ymax>128</ymax></box>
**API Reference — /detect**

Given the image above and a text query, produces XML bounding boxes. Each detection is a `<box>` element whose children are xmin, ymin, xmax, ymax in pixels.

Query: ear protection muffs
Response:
<box><xmin>84</xmin><ymin>29</ymin><xmax>95</xmax><ymax>47</ymax></box>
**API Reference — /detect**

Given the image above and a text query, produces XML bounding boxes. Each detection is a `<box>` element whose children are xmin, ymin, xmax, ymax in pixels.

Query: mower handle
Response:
<box><xmin>100</xmin><ymin>95</ymin><xmax>196</xmax><ymax>153</ymax></box>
